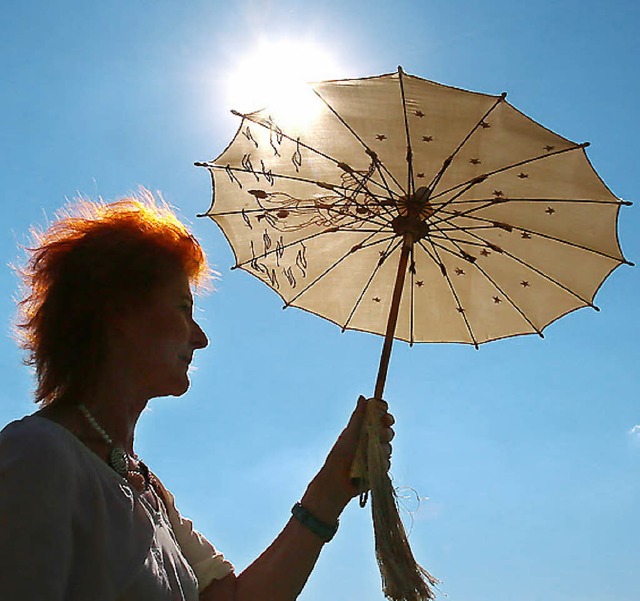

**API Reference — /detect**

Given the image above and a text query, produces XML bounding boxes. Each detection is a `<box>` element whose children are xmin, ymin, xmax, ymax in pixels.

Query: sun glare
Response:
<box><xmin>225</xmin><ymin>39</ymin><xmax>341</xmax><ymax>128</ymax></box>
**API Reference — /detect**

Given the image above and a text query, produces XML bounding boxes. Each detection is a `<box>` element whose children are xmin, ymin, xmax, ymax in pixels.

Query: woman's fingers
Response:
<box><xmin>376</xmin><ymin>403</ymin><xmax>394</xmax><ymax>471</ymax></box>
<box><xmin>382</xmin><ymin>412</ymin><xmax>395</xmax><ymax>427</ymax></box>
<box><xmin>380</xmin><ymin>424</ymin><xmax>395</xmax><ymax>443</ymax></box>
<box><xmin>380</xmin><ymin>442</ymin><xmax>392</xmax><ymax>471</ymax></box>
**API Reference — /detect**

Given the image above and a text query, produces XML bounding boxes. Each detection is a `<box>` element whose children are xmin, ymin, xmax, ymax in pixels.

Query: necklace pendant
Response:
<box><xmin>109</xmin><ymin>447</ymin><xmax>129</xmax><ymax>477</ymax></box>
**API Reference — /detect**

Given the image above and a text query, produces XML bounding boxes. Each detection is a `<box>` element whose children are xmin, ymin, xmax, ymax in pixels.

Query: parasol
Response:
<box><xmin>196</xmin><ymin>67</ymin><xmax>630</xmax><ymax>601</ymax></box>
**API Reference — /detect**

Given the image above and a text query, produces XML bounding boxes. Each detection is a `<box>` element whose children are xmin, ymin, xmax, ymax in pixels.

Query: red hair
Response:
<box><xmin>16</xmin><ymin>190</ymin><xmax>210</xmax><ymax>405</ymax></box>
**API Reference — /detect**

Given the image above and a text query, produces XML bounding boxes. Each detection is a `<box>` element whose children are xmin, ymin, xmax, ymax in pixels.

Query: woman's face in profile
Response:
<box><xmin>114</xmin><ymin>269</ymin><xmax>209</xmax><ymax>399</ymax></box>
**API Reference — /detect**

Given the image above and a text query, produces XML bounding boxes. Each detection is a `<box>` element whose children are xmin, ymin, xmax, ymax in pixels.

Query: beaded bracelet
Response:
<box><xmin>291</xmin><ymin>502</ymin><xmax>339</xmax><ymax>543</ymax></box>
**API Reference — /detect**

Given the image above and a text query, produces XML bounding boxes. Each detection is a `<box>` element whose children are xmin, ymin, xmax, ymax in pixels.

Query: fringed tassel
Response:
<box><xmin>359</xmin><ymin>399</ymin><xmax>439</xmax><ymax>601</ymax></box>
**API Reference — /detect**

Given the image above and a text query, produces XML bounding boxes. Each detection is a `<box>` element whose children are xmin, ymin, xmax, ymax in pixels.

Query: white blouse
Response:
<box><xmin>0</xmin><ymin>415</ymin><xmax>234</xmax><ymax>600</ymax></box>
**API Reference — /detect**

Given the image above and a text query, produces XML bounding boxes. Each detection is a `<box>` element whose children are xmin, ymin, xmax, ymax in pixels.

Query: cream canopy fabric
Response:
<box><xmin>198</xmin><ymin>69</ymin><xmax>629</xmax><ymax>347</ymax></box>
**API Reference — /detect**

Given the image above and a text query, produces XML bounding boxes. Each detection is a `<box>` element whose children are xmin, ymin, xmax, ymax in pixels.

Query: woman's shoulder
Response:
<box><xmin>0</xmin><ymin>414</ymin><xmax>83</xmax><ymax>478</ymax></box>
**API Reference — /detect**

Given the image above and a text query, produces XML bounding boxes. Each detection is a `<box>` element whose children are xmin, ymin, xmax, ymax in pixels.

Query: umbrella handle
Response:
<box><xmin>350</xmin><ymin>398</ymin><xmax>385</xmax><ymax>504</ymax></box>
<box><xmin>351</xmin><ymin>237</ymin><xmax>413</xmax><ymax>504</ymax></box>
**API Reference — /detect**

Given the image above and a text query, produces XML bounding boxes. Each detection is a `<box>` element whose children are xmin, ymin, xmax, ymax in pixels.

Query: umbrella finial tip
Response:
<box><xmin>501</xmin><ymin>92</ymin><xmax>507</xmax><ymax>99</ymax></box>
<box><xmin>627</xmin><ymin>260</ymin><xmax>636</xmax><ymax>267</ymax></box>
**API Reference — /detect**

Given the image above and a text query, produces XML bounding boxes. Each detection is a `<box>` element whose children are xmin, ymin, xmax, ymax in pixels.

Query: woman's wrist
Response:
<box><xmin>291</xmin><ymin>502</ymin><xmax>339</xmax><ymax>543</ymax></box>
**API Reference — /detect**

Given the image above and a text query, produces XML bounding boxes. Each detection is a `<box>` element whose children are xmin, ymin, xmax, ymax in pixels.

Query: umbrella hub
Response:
<box><xmin>392</xmin><ymin>186</ymin><xmax>433</xmax><ymax>241</ymax></box>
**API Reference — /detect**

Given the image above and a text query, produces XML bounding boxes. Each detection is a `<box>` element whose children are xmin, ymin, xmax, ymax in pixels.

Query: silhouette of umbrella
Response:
<box><xmin>197</xmin><ymin>67</ymin><xmax>630</xmax><ymax>601</ymax></box>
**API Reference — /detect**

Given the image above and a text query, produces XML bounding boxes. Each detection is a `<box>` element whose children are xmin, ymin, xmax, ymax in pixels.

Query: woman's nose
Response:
<box><xmin>191</xmin><ymin>319</ymin><xmax>209</xmax><ymax>349</ymax></box>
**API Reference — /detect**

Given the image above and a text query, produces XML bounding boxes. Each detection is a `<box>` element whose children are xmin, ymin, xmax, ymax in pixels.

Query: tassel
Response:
<box><xmin>355</xmin><ymin>399</ymin><xmax>439</xmax><ymax>601</ymax></box>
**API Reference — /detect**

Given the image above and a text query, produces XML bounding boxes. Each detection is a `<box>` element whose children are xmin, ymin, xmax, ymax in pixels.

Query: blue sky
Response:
<box><xmin>1</xmin><ymin>1</ymin><xmax>638</xmax><ymax>600</ymax></box>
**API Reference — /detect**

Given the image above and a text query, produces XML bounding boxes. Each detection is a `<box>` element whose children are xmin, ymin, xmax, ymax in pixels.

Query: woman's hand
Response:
<box><xmin>300</xmin><ymin>396</ymin><xmax>395</xmax><ymax>525</ymax></box>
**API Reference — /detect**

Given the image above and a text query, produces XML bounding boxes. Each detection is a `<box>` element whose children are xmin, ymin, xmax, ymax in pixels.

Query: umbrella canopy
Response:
<box><xmin>198</xmin><ymin>68</ymin><xmax>629</xmax><ymax>349</ymax></box>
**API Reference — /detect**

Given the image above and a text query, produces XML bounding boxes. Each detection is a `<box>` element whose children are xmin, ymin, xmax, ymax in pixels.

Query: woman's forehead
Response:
<box><xmin>155</xmin><ymin>268</ymin><xmax>192</xmax><ymax>296</ymax></box>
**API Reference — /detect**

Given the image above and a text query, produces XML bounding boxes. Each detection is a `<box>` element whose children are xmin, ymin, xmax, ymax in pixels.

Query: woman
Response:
<box><xmin>0</xmin><ymin>192</ymin><xmax>394</xmax><ymax>600</ymax></box>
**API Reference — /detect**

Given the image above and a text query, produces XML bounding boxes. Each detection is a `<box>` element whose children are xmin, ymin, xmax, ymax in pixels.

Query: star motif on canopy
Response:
<box><xmin>493</xmin><ymin>296</ymin><xmax>502</xmax><ymax>303</ymax></box>
<box><xmin>521</xmin><ymin>281</ymin><xmax>530</xmax><ymax>287</ymax></box>
<box><xmin>480</xmin><ymin>249</ymin><xmax>491</xmax><ymax>257</ymax></box>
<box><xmin>521</xmin><ymin>232</ymin><xmax>532</xmax><ymax>239</ymax></box>
<box><xmin>416</xmin><ymin>281</ymin><xmax>424</xmax><ymax>287</ymax></box>
<box><xmin>376</xmin><ymin>134</ymin><xmax>387</xmax><ymax>141</ymax></box>
<box><xmin>544</xmin><ymin>145</ymin><xmax>555</xmax><ymax>152</ymax></box>
<box><xmin>422</xmin><ymin>135</ymin><xmax>433</xmax><ymax>142</ymax></box>
<box><xmin>373</xmin><ymin>297</ymin><xmax>381</xmax><ymax>302</ymax></box>
<box><xmin>414</xmin><ymin>110</ymin><xmax>425</xmax><ymax>117</ymax></box>
<box><xmin>480</xmin><ymin>121</ymin><xmax>491</xmax><ymax>129</ymax></box>
<box><xmin>455</xmin><ymin>268</ymin><xmax>465</xmax><ymax>275</ymax></box>
<box><xmin>546</xmin><ymin>207</ymin><xmax>556</xmax><ymax>215</ymax></box>
<box><xmin>518</xmin><ymin>172</ymin><xmax>529</xmax><ymax>179</ymax></box>
<box><xmin>469</xmin><ymin>158</ymin><xmax>481</xmax><ymax>165</ymax></box>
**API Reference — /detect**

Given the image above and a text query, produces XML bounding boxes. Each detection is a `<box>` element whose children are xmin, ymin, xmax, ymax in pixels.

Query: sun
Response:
<box><xmin>224</xmin><ymin>39</ymin><xmax>342</xmax><ymax>128</ymax></box>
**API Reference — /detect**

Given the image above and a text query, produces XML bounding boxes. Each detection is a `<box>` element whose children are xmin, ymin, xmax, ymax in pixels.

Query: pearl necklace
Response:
<box><xmin>78</xmin><ymin>404</ymin><xmax>129</xmax><ymax>478</ymax></box>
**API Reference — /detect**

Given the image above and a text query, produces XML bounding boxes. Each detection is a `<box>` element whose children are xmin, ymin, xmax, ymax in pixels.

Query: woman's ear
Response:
<box><xmin>102</xmin><ymin>297</ymin><xmax>138</xmax><ymax>337</ymax></box>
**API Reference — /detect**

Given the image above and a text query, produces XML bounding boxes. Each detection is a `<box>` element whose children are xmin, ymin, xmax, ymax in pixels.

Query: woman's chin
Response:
<box><xmin>151</xmin><ymin>376</ymin><xmax>191</xmax><ymax>399</ymax></box>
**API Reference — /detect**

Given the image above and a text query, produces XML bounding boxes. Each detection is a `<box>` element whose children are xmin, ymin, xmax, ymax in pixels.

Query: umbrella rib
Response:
<box><xmin>310</xmin><ymin>88</ymin><xmax>406</xmax><ymax>194</ymax></box>
<box><xmin>199</xmin><ymin>162</ymin><xmax>396</xmax><ymax>210</ymax></box>
<box><xmin>428</xmin><ymin>197</ymin><xmax>500</xmax><ymax>229</ymax></box>
<box><xmin>358</xmin><ymin>162</ymin><xmax>406</xmax><ymax>225</ymax></box>
<box><xmin>470</xmin><ymin>260</ymin><xmax>544</xmax><ymax>335</ymax></box>
<box><xmin>445</xmin><ymin>196</ymin><xmax>630</xmax><ymax>207</ymax></box>
<box><xmin>429</xmin><ymin>143</ymin><xmax>589</xmax><ymax>202</ymax></box>
<box><xmin>427</xmin><ymin>93</ymin><xmax>507</xmax><ymax>194</ymax></box>
<box><xmin>207</xmin><ymin>191</ymin><xmax>394</xmax><ymax>234</ymax></box>
<box><xmin>232</xmin><ymin>214</ymin><xmax>391</xmax><ymax>270</ymax></box>
<box><xmin>284</xmin><ymin>230</ymin><xmax>396</xmax><ymax>308</ymax></box>
<box><xmin>428</xmin><ymin>232</ymin><xmax>498</xmax><ymax>249</ymax></box>
<box><xmin>209</xmin><ymin>200</ymin><xmax>392</xmax><ymax>217</ymax></box>
<box><xmin>200</xmin><ymin>162</ymin><xmax>401</xmax><ymax>228</ymax></box>
<box><xmin>432</xmin><ymin>205</ymin><xmax>627</xmax><ymax>264</ymax></box>
<box><xmin>463</xmin><ymin>229</ymin><xmax>597</xmax><ymax>306</ymax></box>
<box><xmin>432</xmin><ymin>224</ymin><xmax>597</xmax><ymax>308</ymax></box>
<box><xmin>427</xmin><ymin>179</ymin><xmax>491</xmax><ymax>223</ymax></box>
<box><xmin>417</xmin><ymin>238</ymin><xmax>480</xmax><ymax>347</ymax></box>
<box><xmin>428</xmin><ymin>195</ymin><xmax>628</xmax><ymax>232</ymax></box>
<box><xmin>225</xmin><ymin>112</ymin><xmax>405</xmax><ymax>205</ymax></box>
<box><xmin>409</xmin><ymin>243</ymin><xmax>416</xmax><ymax>346</ymax></box>
<box><xmin>305</xmin><ymin>90</ymin><xmax>408</xmax><ymax>223</ymax></box>
<box><xmin>418</xmin><ymin>238</ymin><xmax>543</xmax><ymax>336</ymax></box>
<box><xmin>341</xmin><ymin>238</ymin><xmax>403</xmax><ymax>332</ymax></box>
<box><xmin>398</xmin><ymin>66</ymin><xmax>415</xmax><ymax>197</ymax></box>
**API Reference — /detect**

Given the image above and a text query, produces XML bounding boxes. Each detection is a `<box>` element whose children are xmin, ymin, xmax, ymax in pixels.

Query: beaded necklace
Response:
<box><xmin>77</xmin><ymin>404</ymin><xmax>151</xmax><ymax>493</ymax></box>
